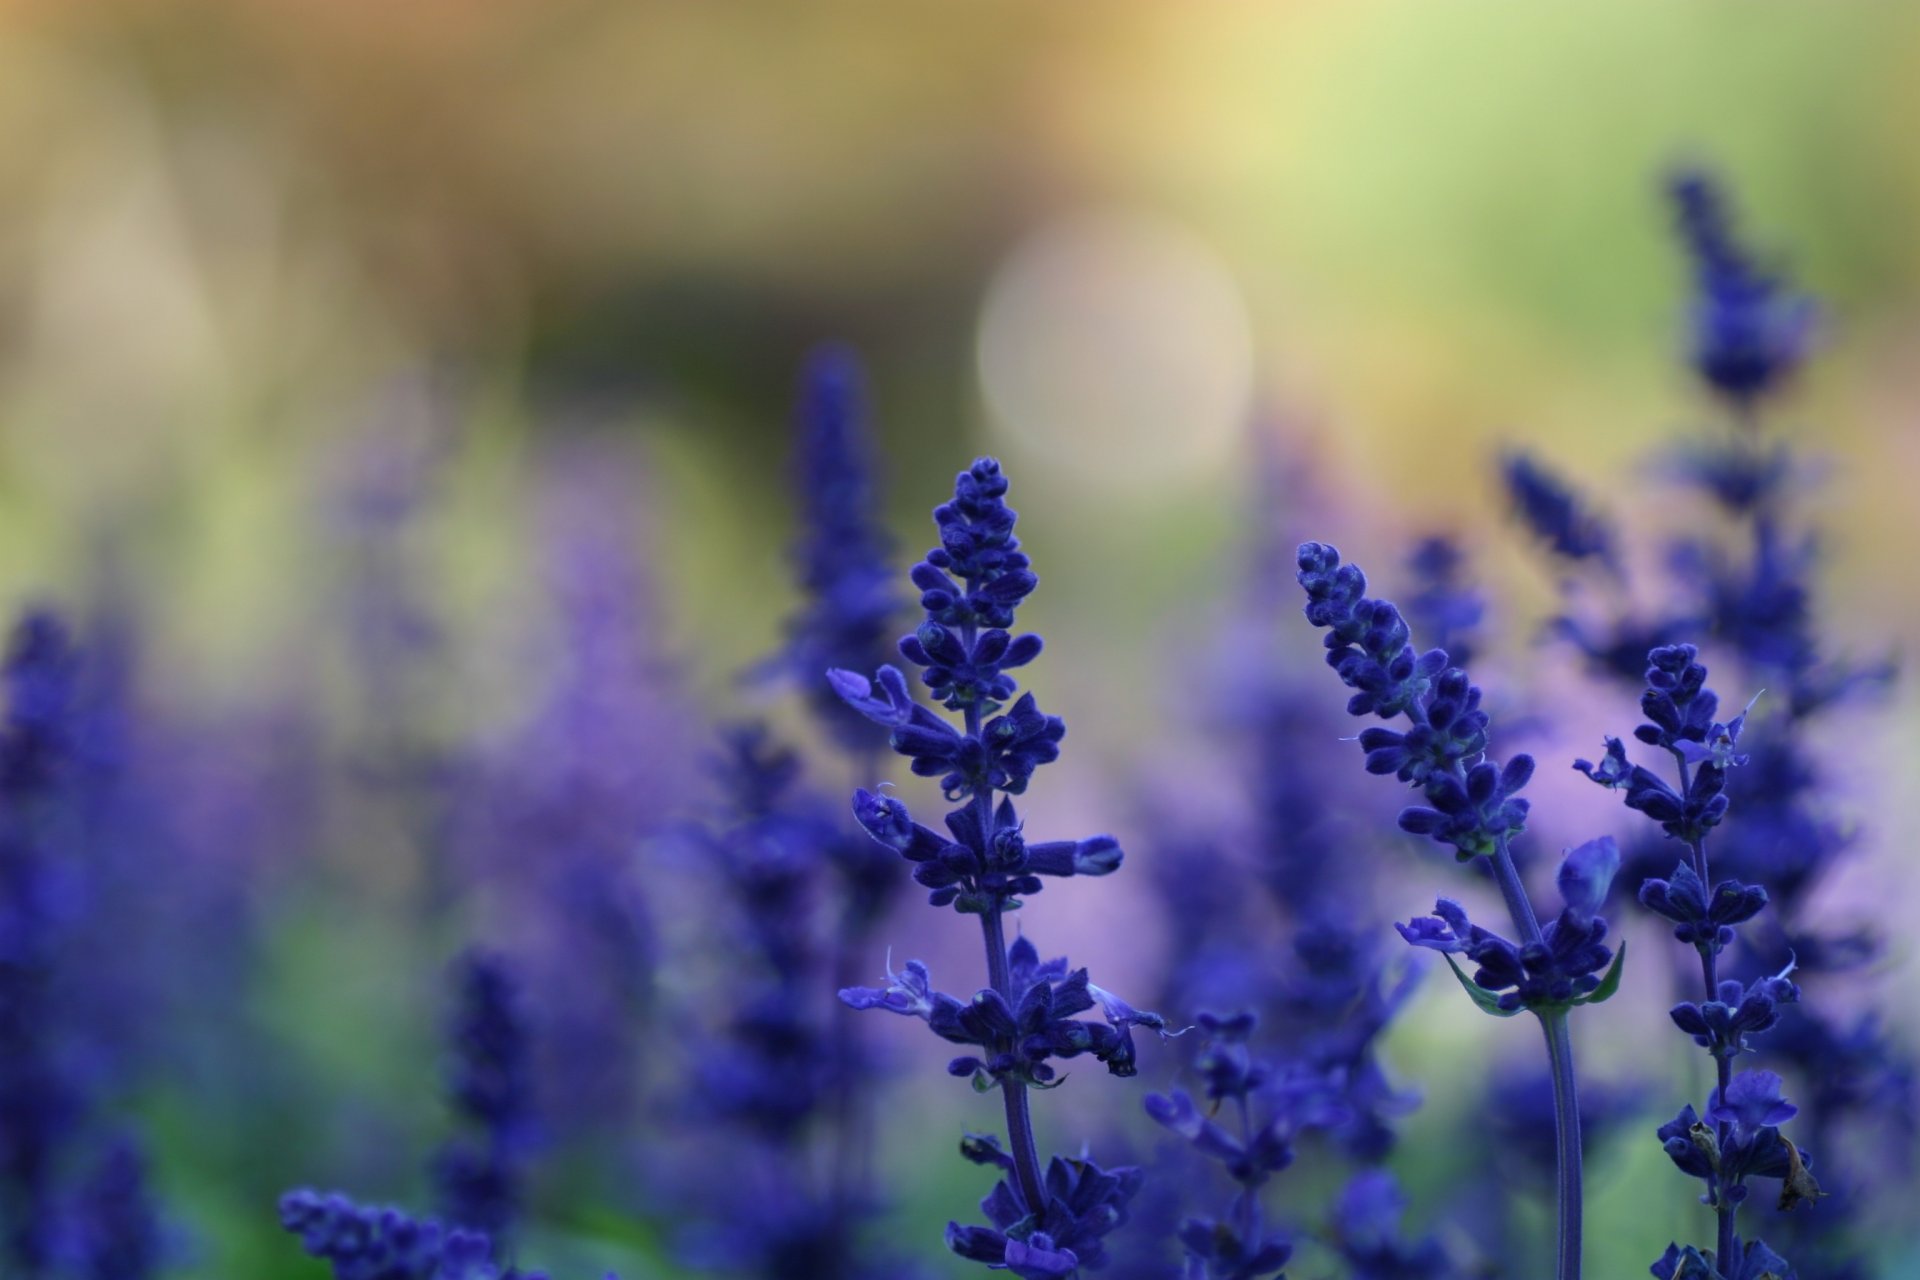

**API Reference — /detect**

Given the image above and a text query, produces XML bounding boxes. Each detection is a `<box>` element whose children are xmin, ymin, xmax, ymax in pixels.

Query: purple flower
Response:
<box><xmin>830</xmin><ymin>457</ymin><xmax>1158</xmax><ymax>1274</ymax></box>
<box><xmin>1502</xmin><ymin>453</ymin><xmax>1617</xmax><ymax>567</ymax></box>
<box><xmin>434</xmin><ymin>953</ymin><xmax>535</xmax><ymax>1241</ymax></box>
<box><xmin>775</xmin><ymin>347</ymin><xmax>903</xmax><ymax>750</ymax></box>
<box><xmin>1709</xmin><ymin>1071</ymin><xmax>1800</xmax><ymax>1136</ymax></box>
<box><xmin>277</xmin><ymin>1190</ymin><xmax>592</xmax><ymax>1280</ymax></box>
<box><xmin>1669</xmin><ymin>168</ymin><xmax>1816</xmax><ymax>407</ymax></box>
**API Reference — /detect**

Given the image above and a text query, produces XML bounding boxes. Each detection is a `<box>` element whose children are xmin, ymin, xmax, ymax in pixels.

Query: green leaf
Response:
<box><xmin>1574</xmin><ymin>938</ymin><xmax>1628</xmax><ymax>1006</ymax></box>
<box><xmin>1441</xmin><ymin>955</ymin><xmax>1523</xmax><ymax>1018</ymax></box>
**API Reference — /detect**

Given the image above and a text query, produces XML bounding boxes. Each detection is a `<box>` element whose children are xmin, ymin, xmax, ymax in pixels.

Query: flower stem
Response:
<box><xmin>1492</xmin><ymin>837</ymin><xmax>1580</xmax><ymax>1280</ymax></box>
<box><xmin>1540</xmin><ymin>1008</ymin><xmax>1584</xmax><ymax>1280</ymax></box>
<box><xmin>1686</xmin><ymin>835</ymin><xmax>1739</xmax><ymax>1271</ymax></box>
<box><xmin>966</xmin><ymin>674</ymin><xmax>1046</xmax><ymax>1218</ymax></box>
<box><xmin>1491</xmin><ymin>835</ymin><xmax>1544</xmax><ymax>946</ymax></box>
<box><xmin>981</xmin><ymin>906</ymin><xmax>1046</xmax><ymax>1214</ymax></box>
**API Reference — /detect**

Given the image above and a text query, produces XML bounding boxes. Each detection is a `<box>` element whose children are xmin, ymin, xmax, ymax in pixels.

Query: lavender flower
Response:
<box><xmin>1402</xmin><ymin>537</ymin><xmax>1485</xmax><ymax>671</ymax></box>
<box><xmin>1502</xmin><ymin>454</ymin><xmax>1617</xmax><ymax>569</ymax></box>
<box><xmin>0</xmin><ymin>610</ymin><xmax>172</xmax><ymax>1280</ymax></box>
<box><xmin>1191</xmin><ymin>473</ymin><xmax>1430</xmax><ymax>1162</ymax></box>
<box><xmin>1142</xmin><ymin>1013</ymin><xmax>1294</xmax><ymax>1280</ymax></box>
<box><xmin>1577</xmin><ymin>645</ymin><xmax>1815</xmax><ymax>1275</ymax></box>
<box><xmin>674</xmin><ymin>722</ymin><xmax>929</xmax><ymax>1280</ymax></box>
<box><xmin>775</xmin><ymin>346</ymin><xmax>902</xmax><ymax>752</ymax></box>
<box><xmin>434</xmin><ymin>953</ymin><xmax>536</xmax><ymax>1241</ymax></box>
<box><xmin>278</xmin><ymin>1190</ymin><xmax>610</xmax><ymax>1280</ymax></box>
<box><xmin>0</xmin><ymin>612</ymin><xmax>85</xmax><ymax>1277</ymax></box>
<box><xmin>1296</xmin><ymin>542</ymin><xmax>1624</xmax><ymax>1280</ymax></box>
<box><xmin>1396</xmin><ymin>836</ymin><xmax>1620</xmax><ymax>1015</ymax></box>
<box><xmin>1669</xmin><ymin>169</ymin><xmax>1816</xmax><ymax>409</ymax></box>
<box><xmin>455</xmin><ymin>453</ymin><xmax>683</xmax><ymax>1147</ymax></box>
<box><xmin>1329</xmin><ymin>1170</ymin><xmax>1456</xmax><ymax>1280</ymax></box>
<box><xmin>833</xmin><ymin>458</ymin><xmax>1165</xmax><ymax>1276</ymax></box>
<box><xmin>66</xmin><ymin>1136</ymin><xmax>162</xmax><ymax>1280</ymax></box>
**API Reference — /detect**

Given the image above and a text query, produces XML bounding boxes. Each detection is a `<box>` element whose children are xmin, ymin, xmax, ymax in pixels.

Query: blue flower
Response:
<box><xmin>1502</xmin><ymin>452</ymin><xmax>1617</xmax><ymax>567</ymax></box>
<box><xmin>1356</xmin><ymin>669</ymin><xmax>1489</xmax><ymax>786</ymax></box>
<box><xmin>1637</xmin><ymin>861</ymin><xmax>1767</xmax><ymax>954</ymax></box>
<box><xmin>1669</xmin><ymin>168</ymin><xmax>1815</xmax><ymax>407</ymax></box>
<box><xmin>917</xmin><ymin>459</ymin><xmax>1039</xmax><ymax>635</ymax></box>
<box><xmin>1655</xmin><ymin>1104</ymin><xmax>1797</xmax><ymax>1204</ymax></box>
<box><xmin>1576</xmin><ymin>648</ymin><xmax>1746</xmax><ymax>844</ymax></box>
<box><xmin>1637</xmin><ymin>644</ymin><xmax>1722</xmax><ymax>751</ymax></box>
<box><xmin>434</xmin><ymin>952</ymin><xmax>535</xmax><ymax>1240</ymax></box>
<box><xmin>1650</xmin><ymin>1242</ymin><xmax>1717</xmax><ymax>1280</ymax></box>
<box><xmin>1555</xmin><ymin>836</ymin><xmax>1621</xmax><ymax>921</ymax></box>
<box><xmin>832</xmin><ymin>458</ymin><xmax>1161</xmax><ymax>1273</ymax></box>
<box><xmin>1142</xmin><ymin>1012</ymin><xmax>1294</xmax><ymax>1280</ymax></box>
<box><xmin>1402</xmin><ymin>536</ymin><xmax>1485</xmax><ymax>670</ymax></box>
<box><xmin>1329</xmin><ymin>1170</ymin><xmax>1456</xmax><ymax>1280</ymax></box>
<box><xmin>1651</xmin><ymin>1237</ymin><xmax>1795</xmax><ymax>1280</ymax></box>
<box><xmin>278</xmin><ymin>1190</ymin><xmax>585</xmax><ymax>1280</ymax></box>
<box><xmin>842</xmin><ymin>938</ymin><xmax>1165</xmax><ymax>1088</ymax></box>
<box><xmin>1298</xmin><ymin>539</ymin><xmax>1540</xmax><ymax>863</ymax></box>
<box><xmin>1173</xmin><ymin>1219</ymin><xmax>1292</xmax><ymax>1280</ymax></box>
<box><xmin>67</xmin><ymin>1136</ymin><xmax>162</xmax><ymax>1280</ymax></box>
<box><xmin>0</xmin><ymin>609</ymin><xmax>107</xmax><ymax>1275</ymax></box>
<box><xmin>845</xmin><ymin>787</ymin><xmax>1117</xmax><ymax>914</ymax></box>
<box><xmin>776</xmin><ymin>346</ymin><xmax>903</xmax><ymax>749</ymax></box>
<box><xmin>1398</xmin><ymin>839</ymin><xmax>1621</xmax><ymax>1013</ymax></box>
<box><xmin>1668</xmin><ymin>963</ymin><xmax>1799</xmax><ymax>1061</ymax></box>
<box><xmin>1399</xmin><ymin>897</ymin><xmax>1613</xmax><ymax>1014</ymax></box>
<box><xmin>945</xmin><ymin>1157</ymin><xmax>1142</xmax><ymax>1278</ymax></box>
<box><xmin>1708</xmin><ymin>1071</ymin><xmax>1799</xmax><ymax>1134</ymax></box>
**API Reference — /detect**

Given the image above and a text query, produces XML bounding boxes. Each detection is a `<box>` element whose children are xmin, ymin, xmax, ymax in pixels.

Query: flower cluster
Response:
<box><xmin>0</xmin><ymin>611</ymin><xmax>165</xmax><ymax>1280</ymax></box>
<box><xmin>832</xmin><ymin>458</ymin><xmax>1164</xmax><ymax>1276</ymax></box>
<box><xmin>697</xmin><ymin>727</ymin><xmax>836</xmax><ymax>1133</ymax></box>
<box><xmin>1579</xmin><ymin>645</ymin><xmax>1817</xmax><ymax>1275</ymax></box>
<box><xmin>843</xmin><ymin>785</ymin><xmax>1118</xmax><ymax>915</ymax></box>
<box><xmin>1401</xmin><ymin>536</ymin><xmax>1485</xmax><ymax>670</ymax></box>
<box><xmin>1296</xmin><ymin>542</ymin><xmax>1535</xmax><ymax>862</ymax></box>
<box><xmin>1265</xmin><ymin>919</ymin><xmax>1421</xmax><ymax>1163</ymax></box>
<box><xmin>829</xmin><ymin>459</ymin><xmax>1061</xmax><ymax>815</ymax></box>
<box><xmin>1142</xmin><ymin>1013</ymin><xmax>1294</xmax><ymax>1280</ymax></box>
<box><xmin>1328</xmin><ymin>1170</ymin><xmax>1457</xmax><ymax>1280</ymax></box>
<box><xmin>279</xmin><ymin>1191</ymin><xmax>612</xmax><ymax>1280</ymax></box>
<box><xmin>948</xmin><ymin>1142</ymin><xmax>1143</xmax><ymax>1279</ymax></box>
<box><xmin>66</xmin><ymin>1137</ymin><xmax>163</xmax><ymax>1280</ymax></box>
<box><xmin>844</xmin><ymin>941</ymin><xmax>1163</xmax><ymax>1090</ymax></box>
<box><xmin>1574</xmin><ymin>645</ymin><xmax>1750</xmax><ymax>845</ymax></box>
<box><xmin>775</xmin><ymin>347</ymin><xmax>903</xmax><ymax>751</ymax></box>
<box><xmin>1669</xmin><ymin>168</ymin><xmax>1816</xmax><ymax>408</ymax></box>
<box><xmin>434</xmin><ymin>952</ymin><xmax>536</xmax><ymax>1241</ymax></box>
<box><xmin>666</xmin><ymin>722</ymin><xmax>918</xmax><ymax>1280</ymax></box>
<box><xmin>1124</xmin><ymin>468</ymin><xmax>1440</xmax><ymax>1279</ymax></box>
<box><xmin>1502</xmin><ymin>453</ymin><xmax>1617</xmax><ymax>569</ymax></box>
<box><xmin>0</xmin><ymin>612</ymin><xmax>84</xmax><ymax>1276</ymax></box>
<box><xmin>1296</xmin><ymin>540</ymin><xmax>1622</xmax><ymax>1280</ymax></box>
<box><xmin>1397</xmin><ymin>837</ymin><xmax>1622</xmax><ymax>1015</ymax></box>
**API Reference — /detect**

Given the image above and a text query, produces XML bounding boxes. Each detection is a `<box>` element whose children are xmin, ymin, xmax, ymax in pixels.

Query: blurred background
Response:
<box><xmin>1</xmin><ymin>2</ymin><xmax>1917</xmax><ymax>1277</ymax></box>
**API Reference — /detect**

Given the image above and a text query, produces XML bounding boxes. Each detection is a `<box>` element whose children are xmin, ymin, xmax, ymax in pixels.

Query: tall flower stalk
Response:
<box><xmin>0</xmin><ymin>610</ymin><xmax>163</xmax><ymax>1280</ymax></box>
<box><xmin>1576</xmin><ymin>645</ymin><xmax>1816</xmax><ymax>1277</ymax></box>
<box><xmin>434</xmin><ymin>952</ymin><xmax>536</xmax><ymax>1244</ymax></box>
<box><xmin>1143</xmin><ymin>1012</ymin><xmax>1295</xmax><ymax>1279</ymax></box>
<box><xmin>279</xmin><ymin>1190</ymin><xmax>613</xmax><ymax>1280</ymax></box>
<box><xmin>774</xmin><ymin>347</ymin><xmax>904</xmax><ymax>1217</ymax></box>
<box><xmin>1294</xmin><ymin>543</ymin><xmax>1626</xmax><ymax>1280</ymax></box>
<box><xmin>831</xmin><ymin>458</ymin><xmax>1167</xmax><ymax>1276</ymax></box>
